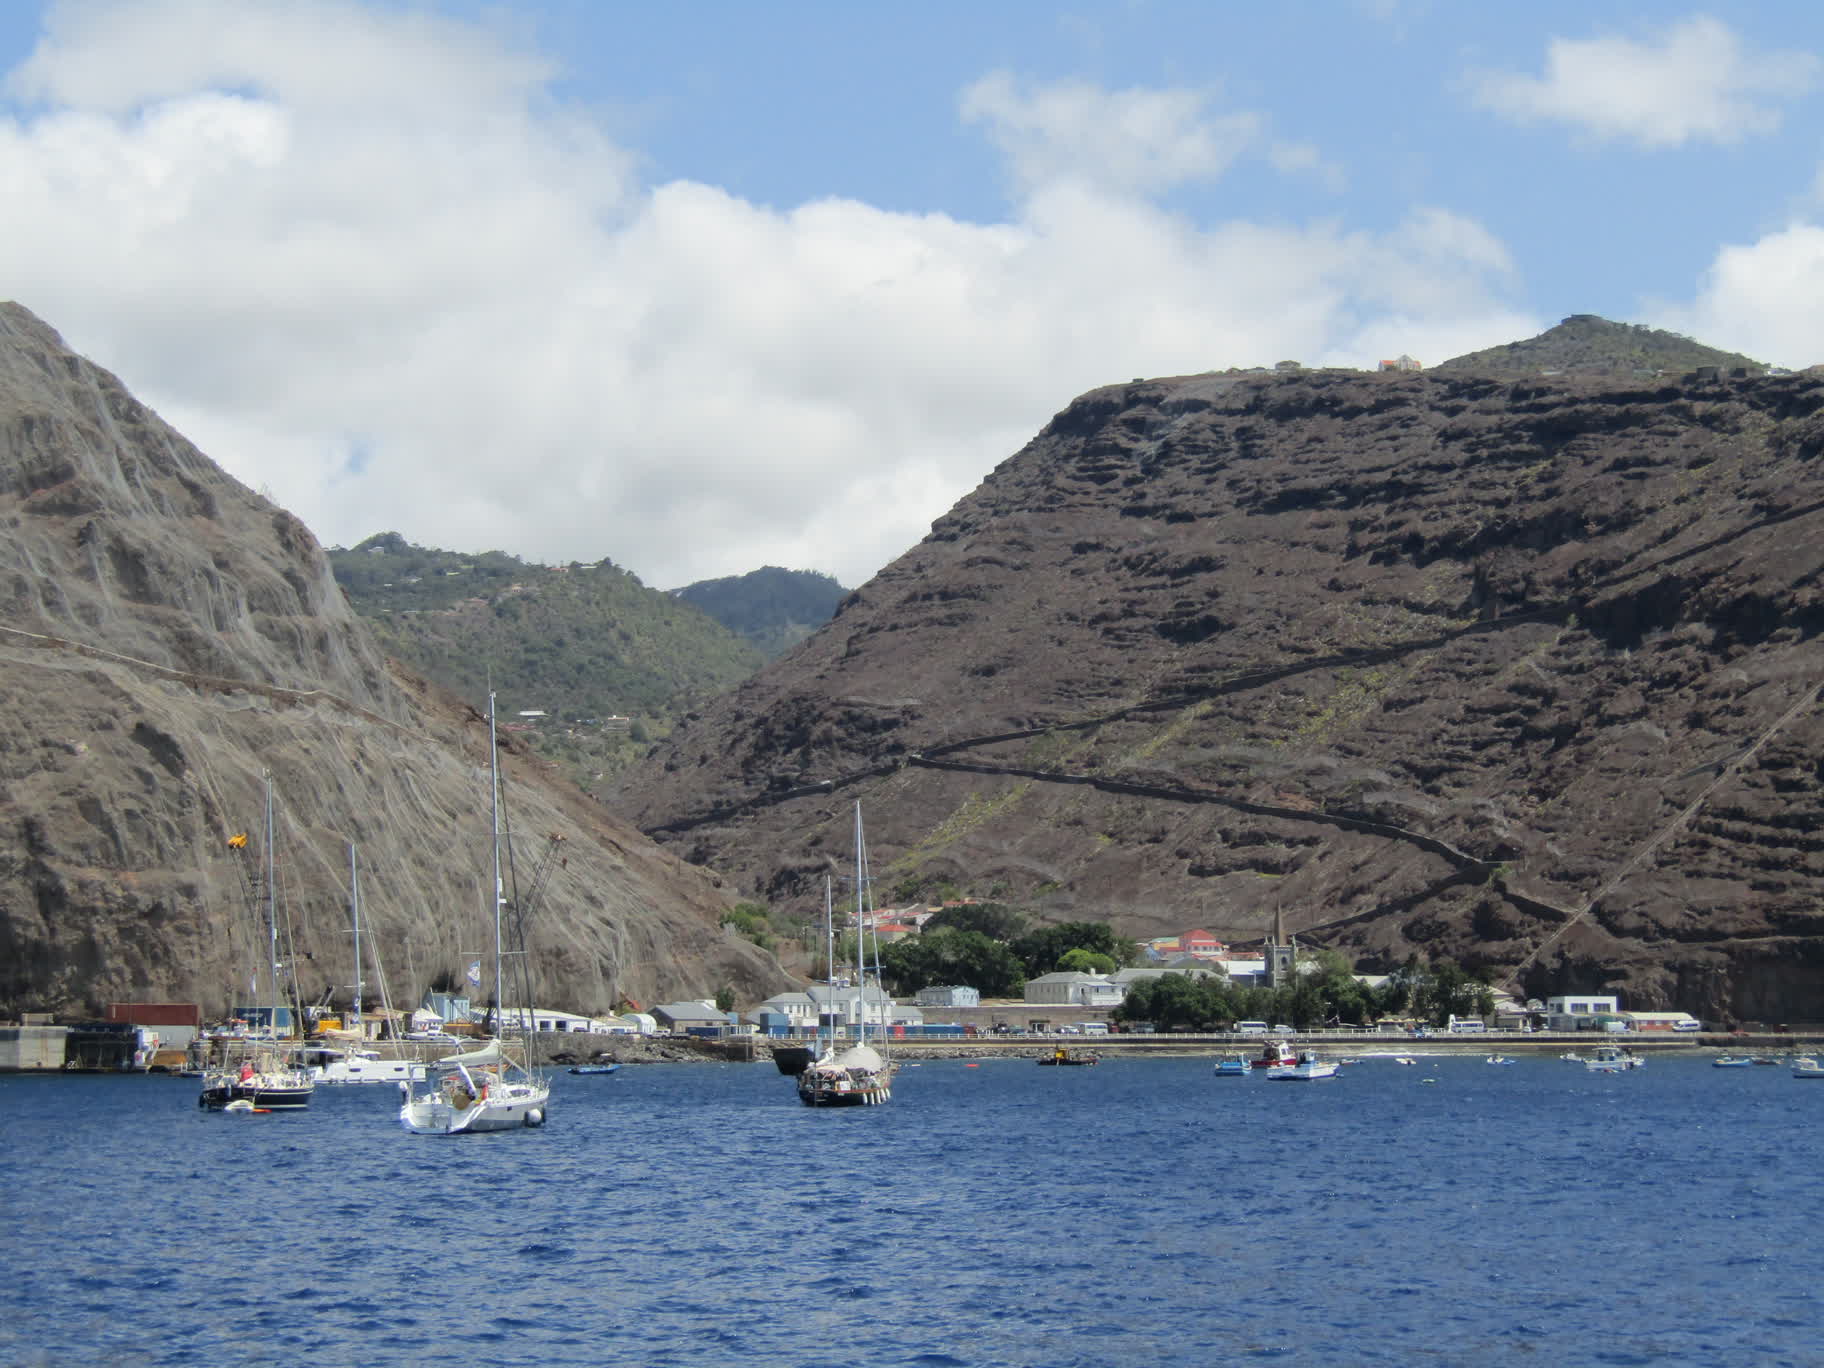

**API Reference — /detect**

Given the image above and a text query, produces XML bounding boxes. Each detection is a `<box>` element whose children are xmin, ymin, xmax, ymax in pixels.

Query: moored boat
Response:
<box><xmin>1266</xmin><ymin>1049</ymin><xmax>1339</xmax><ymax>1081</ymax></box>
<box><xmin>199</xmin><ymin>1044</ymin><xmax>314</xmax><ymax>1110</ymax></box>
<box><xmin>1213</xmin><ymin>1055</ymin><xmax>1252</xmax><ymax>1077</ymax></box>
<box><xmin>398</xmin><ymin>692</ymin><xmax>551</xmax><ymax>1136</ymax></box>
<box><xmin>201</xmin><ymin>775</ymin><xmax>314</xmax><ymax>1113</ymax></box>
<box><xmin>1250</xmin><ymin>1038</ymin><xmax>1298</xmax><ymax>1070</ymax></box>
<box><xmin>1712</xmin><ymin>1056</ymin><xmax>1754</xmax><ymax>1068</ymax></box>
<box><xmin>1039</xmin><ymin>1046</ymin><xmax>1098</xmax><ymax>1066</ymax></box>
<box><xmin>1585</xmin><ymin>1044</ymin><xmax>1643</xmax><ymax>1073</ymax></box>
<box><xmin>1792</xmin><ymin>1056</ymin><xmax>1824</xmax><ymax>1079</ymax></box>
<box><xmin>796</xmin><ymin>804</ymin><xmax>896</xmax><ymax>1109</ymax></box>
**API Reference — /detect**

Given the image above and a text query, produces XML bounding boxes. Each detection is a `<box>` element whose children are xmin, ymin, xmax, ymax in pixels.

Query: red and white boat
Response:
<box><xmin>1251</xmin><ymin>1039</ymin><xmax>1298</xmax><ymax>1069</ymax></box>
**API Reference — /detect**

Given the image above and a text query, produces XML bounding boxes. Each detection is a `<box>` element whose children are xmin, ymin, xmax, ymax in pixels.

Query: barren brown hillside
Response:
<box><xmin>0</xmin><ymin>302</ymin><xmax>785</xmax><ymax>1018</ymax></box>
<box><xmin>616</xmin><ymin>354</ymin><xmax>1824</xmax><ymax>1021</ymax></box>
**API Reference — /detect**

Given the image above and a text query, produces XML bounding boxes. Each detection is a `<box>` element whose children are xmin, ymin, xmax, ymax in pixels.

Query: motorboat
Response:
<box><xmin>1251</xmin><ymin>1039</ymin><xmax>1298</xmax><ymax>1070</ymax></box>
<box><xmin>568</xmin><ymin>1063</ymin><xmax>621</xmax><ymax>1075</ymax></box>
<box><xmin>1213</xmin><ymin>1055</ymin><xmax>1252</xmax><ymax>1077</ymax></box>
<box><xmin>1485</xmin><ymin>1055</ymin><xmax>1514</xmax><ymax>1065</ymax></box>
<box><xmin>1585</xmin><ymin>1044</ymin><xmax>1644</xmax><ymax>1073</ymax></box>
<box><xmin>1039</xmin><ymin>1046</ymin><xmax>1098</xmax><ymax>1066</ymax></box>
<box><xmin>1792</xmin><ymin>1056</ymin><xmax>1824</xmax><ymax>1079</ymax></box>
<box><xmin>1266</xmin><ymin>1050</ymin><xmax>1339</xmax><ymax>1081</ymax></box>
<box><xmin>1712</xmin><ymin>1056</ymin><xmax>1755</xmax><ymax>1068</ymax></box>
<box><xmin>302</xmin><ymin>1043</ymin><xmax>427</xmax><ymax>1085</ymax></box>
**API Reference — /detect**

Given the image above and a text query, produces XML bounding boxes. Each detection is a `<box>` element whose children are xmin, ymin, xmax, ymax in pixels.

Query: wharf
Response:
<box><xmin>864</xmin><ymin>1030</ymin><xmax>1822</xmax><ymax>1060</ymax></box>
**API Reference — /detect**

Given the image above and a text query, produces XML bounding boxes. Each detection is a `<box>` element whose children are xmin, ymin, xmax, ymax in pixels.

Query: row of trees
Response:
<box><xmin>874</xmin><ymin>905</ymin><xmax>1135</xmax><ymax>998</ymax></box>
<box><xmin>1114</xmin><ymin>953</ymin><xmax>1496</xmax><ymax>1032</ymax></box>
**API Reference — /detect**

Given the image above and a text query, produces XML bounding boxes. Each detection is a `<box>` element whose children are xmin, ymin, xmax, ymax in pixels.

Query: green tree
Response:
<box><xmin>1012</xmin><ymin>922</ymin><xmax>1136</xmax><ymax>978</ymax></box>
<box><xmin>925</xmin><ymin>902</ymin><xmax>1028</xmax><ymax>941</ymax></box>
<box><xmin>1059</xmin><ymin>947</ymin><xmax>1117</xmax><ymax>975</ymax></box>
<box><xmin>879</xmin><ymin>928</ymin><xmax>1025</xmax><ymax>997</ymax></box>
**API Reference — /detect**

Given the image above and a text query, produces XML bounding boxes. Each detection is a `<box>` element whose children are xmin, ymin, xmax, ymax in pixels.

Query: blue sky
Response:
<box><xmin>2</xmin><ymin>1</ymin><xmax>1820</xmax><ymax>588</ymax></box>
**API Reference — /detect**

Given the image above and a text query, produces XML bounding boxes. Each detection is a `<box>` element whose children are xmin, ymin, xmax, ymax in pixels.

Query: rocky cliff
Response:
<box><xmin>0</xmin><ymin>303</ymin><xmax>784</xmax><ymax>1019</ymax></box>
<box><xmin>616</xmin><ymin>348</ymin><xmax>1824</xmax><ymax>1021</ymax></box>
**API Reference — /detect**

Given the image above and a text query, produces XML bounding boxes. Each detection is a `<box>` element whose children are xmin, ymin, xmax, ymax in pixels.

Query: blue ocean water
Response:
<box><xmin>1</xmin><ymin>1051</ymin><xmax>1819</xmax><ymax>1368</ymax></box>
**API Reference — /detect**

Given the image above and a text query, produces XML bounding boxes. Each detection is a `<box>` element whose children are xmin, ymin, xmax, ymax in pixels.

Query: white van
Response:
<box><xmin>1078</xmin><ymin>1021</ymin><xmax>1109</xmax><ymax>1036</ymax></box>
<box><xmin>1235</xmin><ymin>1021</ymin><xmax>1269</xmax><ymax>1034</ymax></box>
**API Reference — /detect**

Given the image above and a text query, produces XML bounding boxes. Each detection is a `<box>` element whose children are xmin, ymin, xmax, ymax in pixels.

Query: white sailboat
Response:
<box><xmin>398</xmin><ymin>692</ymin><xmax>551</xmax><ymax>1134</ymax></box>
<box><xmin>798</xmin><ymin>802</ymin><xmax>894</xmax><ymax>1107</ymax></box>
<box><xmin>305</xmin><ymin>844</ymin><xmax>427</xmax><ymax>1085</ymax></box>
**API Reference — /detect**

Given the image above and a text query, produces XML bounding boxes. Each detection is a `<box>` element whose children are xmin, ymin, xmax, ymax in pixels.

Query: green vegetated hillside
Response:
<box><xmin>671</xmin><ymin>566</ymin><xmax>849</xmax><ymax>659</ymax></box>
<box><xmin>329</xmin><ymin>533</ymin><xmax>766</xmax><ymax>793</ymax></box>
<box><xmin>1435</xmin><ymin>314</ymin><xmax>1767</xmax><ymax>377</ymax></box>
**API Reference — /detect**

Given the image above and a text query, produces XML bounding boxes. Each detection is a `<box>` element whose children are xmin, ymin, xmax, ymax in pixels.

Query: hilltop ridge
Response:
<box><xmin>1436</xmin><ymin>314</ymin><xmax>1767</xmax><ymax>377</ymax></box>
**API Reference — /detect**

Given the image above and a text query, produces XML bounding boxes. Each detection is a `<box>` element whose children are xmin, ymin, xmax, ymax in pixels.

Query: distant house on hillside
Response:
<box><xmin>1379</xmin><ymin>354</ymin><xmax>1423</xmax><ymax>372</ymax></box>
<box><xmin>1179</xmin><ymin>929</ymin><xmax>1226</xmax><ymax>959</ymax></box>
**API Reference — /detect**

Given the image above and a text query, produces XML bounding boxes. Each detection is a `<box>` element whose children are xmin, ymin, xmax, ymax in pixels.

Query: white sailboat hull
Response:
<box><xmin>314</xmin><ymin>1055</ymin><xmax>427</xmax><ymax>1085</ymax></box>
<box><xmin>399</xmin><ymin>1079</ymin><xmax>551</xmax><ymax>1135</ymax></box>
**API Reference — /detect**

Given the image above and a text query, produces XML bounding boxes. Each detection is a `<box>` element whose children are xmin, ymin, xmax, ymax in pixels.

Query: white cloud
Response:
<box><xmin>960</xmin><ymin>70</ymin><xmax>1260</xmax><ymax>200</ymax></box>
<box><xmin>0</xmin><ymin>0</ymin><xmax>1532</xmax><ymax>590</ymax></box>
<box><xmin>1469</xmin><ymin>15</ymin><xmax>1819</xmax><ymax>148</ymax></box>
<box><xmin>1649</xmin><ymin>223</ymin><xmax>1824</xmax><ymax>369</ymax></box>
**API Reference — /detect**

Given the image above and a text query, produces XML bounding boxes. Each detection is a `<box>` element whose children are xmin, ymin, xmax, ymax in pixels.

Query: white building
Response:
<box><xmin>915</xmin><ymin>985</ymin><xmax>981</xmax><ymax>1008</ymax></box>
<box><xmin>1545</xmin><ymin>994</ymin><xmax>1621</xmax><ymax>1031</ymax></box>
<box><xmin>1024</xmin><ymin>972</ymin><xmax>1127</xmax><ymax>1008</ymax></box>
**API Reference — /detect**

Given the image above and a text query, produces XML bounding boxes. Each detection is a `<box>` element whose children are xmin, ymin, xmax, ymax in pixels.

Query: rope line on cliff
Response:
<box><xmin>0</xmin><ymin>620</ymin><xmax>426</xmax><ymax>739</ymax></box>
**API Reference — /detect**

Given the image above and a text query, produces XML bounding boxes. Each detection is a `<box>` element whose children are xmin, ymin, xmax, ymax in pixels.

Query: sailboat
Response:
<box><xmin>797</xmin><ymin>803</ymin><xmax>895</xmax><ymax>1107</ymax></box>
<box><xmin>302</xmin><ymin>844</ymin><xmax>427</xmax><ymax>1085</ymax></box>
<box><xmin>398</xmin><ymin>692</ymin><xmax>552</xmax><ymax>1134</ymax></box>
<box><xmin>199</xmin><ymin>774</ymin><xmax>315</xmax><ymax>1111</ymax></box>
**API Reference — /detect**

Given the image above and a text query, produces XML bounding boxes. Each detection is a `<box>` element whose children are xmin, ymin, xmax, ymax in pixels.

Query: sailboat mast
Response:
<box><xmin>489</xmin><ymin>690</ymin><xmax>507</xmax><ymax>1037</ymax></box>
<box><xmin>348</xmin><ymin>841</ymin><xmax>363</xmax><ymax>1034</ymax></box>
<box><xmin>823</xmin><ymin>875</ymin><xmax>834</xmax><ymax>1051</ymax></box>
<box><xmin>264</xmin><ymin>773</ymin><xmax>278</xmax><ymax>1038</ymax></box>
<box><xmin>853</xmin><ymin>801</ymin><xmax>866</xmax><ymax>1047</ymax></box>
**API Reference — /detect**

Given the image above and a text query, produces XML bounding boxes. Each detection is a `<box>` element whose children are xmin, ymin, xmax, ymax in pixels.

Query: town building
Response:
<box><xmin>1544</xmin><ymin>994</ymin><xmax>1622</xmax><ymax>1031</ymax></box>
<box><xmin>916</xmin><ymin>985</ymin><xmax>981</xmax><ymax>1008</ymax></box>
<box><xmin>1024</xmin><ymin>971</ymin><xmax>1126</xmax><ymax>1008</ymax></box>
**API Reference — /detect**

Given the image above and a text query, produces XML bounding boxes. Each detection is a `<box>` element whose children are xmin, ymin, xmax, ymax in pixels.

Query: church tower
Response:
<box><xmin>1266</xmin><ymin>906</ymin><xmax>1296</xmax><ymax>988</ymax></box>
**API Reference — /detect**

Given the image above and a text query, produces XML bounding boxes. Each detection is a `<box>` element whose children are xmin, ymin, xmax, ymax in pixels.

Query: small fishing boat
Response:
<box><xmin>1266</xmin><ymin>1050</ymin><xmax>1339</xmax><ymax>1081</ymax></box>
<box><xmin>1038</xmin><ymin>1046</ymin><xmax>1098</xmax><ymax>1066</ymax></box>
<box><xmin>1250</xmin><ymin>1038</ymin><xmax>1298</xmax><ymax>1070</ymax></box>
<box><xmin>1712</xmin><ymin>1056</ymin><xmax>1754</xmax><ymax>1068</ymax></box>
<box><xmin>568</xmin><ymin>1063</ymin><xmax>621</xmax><ymax>1075</ymax></box>
<box><xmin>1792</xmin><ymin>1056</ymin><xmax>1824</xmax><ymax>1079</ymax></box>
<box><xmin>1213</xmin><ymin>1055</ymin><xmax>1252</xmax><ymax>1077</ymax></box>
<box><xmin>1485</xmin><ymin>1055</ymin><xmax>1513</xmax><ymax>1065</ymax></box>
<box><xmin>1585</xmin><ymin>1044</ymin><xmax>1644</xmax><ymax>1073</ymax></box>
